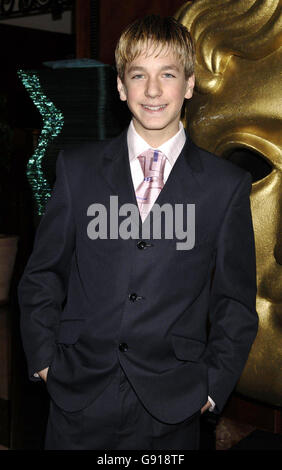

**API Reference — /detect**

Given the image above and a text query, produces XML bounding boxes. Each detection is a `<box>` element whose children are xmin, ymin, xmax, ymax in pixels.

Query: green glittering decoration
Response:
<box><xmin>18</xmin><ymin>70</ymin><xmax>64</xmax><ymax>216</ymax></box>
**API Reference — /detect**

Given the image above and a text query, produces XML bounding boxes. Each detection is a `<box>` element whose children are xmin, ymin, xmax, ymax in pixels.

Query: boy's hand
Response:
<box><xmin>38</xmin><ymin>367</ymin><xmax>49</xmax><ymax>383</ymax></box>
<box><xmin>201</xmin><ymin>400</ymin><xmax>211</xmax><ymax>414</ymax></box>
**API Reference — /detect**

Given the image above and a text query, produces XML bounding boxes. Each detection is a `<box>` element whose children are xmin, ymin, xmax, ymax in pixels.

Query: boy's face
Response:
<box><xmin>117</xmin><ymin>44</ymin><xmax>195</xmax><ymax>145</ymax></box>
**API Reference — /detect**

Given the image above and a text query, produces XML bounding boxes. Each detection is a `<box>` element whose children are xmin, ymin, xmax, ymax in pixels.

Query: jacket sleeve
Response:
<box><xmin>18</xmin><ymin>151</ymin><xmax>75</xmax><ymax>381</ymax></box>
<box><xmin>204</xmin><ymin>172</ymin><xmax>258</xmax><ymax>413</ymax></box>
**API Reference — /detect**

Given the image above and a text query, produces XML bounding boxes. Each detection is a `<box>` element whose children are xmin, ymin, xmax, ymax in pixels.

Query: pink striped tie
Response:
<box><xmin>135</xmin><ymin>149</ymin><xmax>166</xmax><ymax>222</ymax></box>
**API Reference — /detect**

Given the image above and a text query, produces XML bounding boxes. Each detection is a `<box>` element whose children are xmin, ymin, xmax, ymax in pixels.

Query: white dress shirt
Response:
<box><xmin>127</xmin><ymin>120</ymin><xmax>186</xmax><ymax>190</ymax></box>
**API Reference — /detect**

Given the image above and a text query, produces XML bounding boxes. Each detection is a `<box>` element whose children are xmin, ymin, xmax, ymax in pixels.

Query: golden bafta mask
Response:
<box><xmin>176</xmin><ymin>0</ymin><xmax>282</xmax><ymax>407</ymax></box>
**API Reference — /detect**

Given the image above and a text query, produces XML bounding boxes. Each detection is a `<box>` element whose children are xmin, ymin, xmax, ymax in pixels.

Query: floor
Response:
<box><xmin>0</xmin><ymin>305</ymin><xmax>10</xmax><ymax>402</ymax></box>
<box><xmin>216</xmin><ymin>417</ymin><xmax>282</xmax><ymax>450</ymax></box>
<box><xmin>0</xmin><ymin>305</ymin><xmax>11</xmax><ymax>450</ymax></box>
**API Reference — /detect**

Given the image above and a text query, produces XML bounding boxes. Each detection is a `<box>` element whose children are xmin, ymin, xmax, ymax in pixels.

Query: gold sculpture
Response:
<box><xmin>176</xmin><ymin>0</ymin><xmax>282</xmax><ymax>407</ymax></box>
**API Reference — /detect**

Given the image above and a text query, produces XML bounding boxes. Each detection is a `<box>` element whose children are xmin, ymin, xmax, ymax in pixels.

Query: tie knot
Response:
<box><xmin>138</xmin><ymin>149</ymin><xmax>166</xmax><ymax>181</ymax></box>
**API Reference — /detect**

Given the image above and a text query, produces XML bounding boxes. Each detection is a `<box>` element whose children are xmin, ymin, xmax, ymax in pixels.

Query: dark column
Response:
<box><xmin>75</xmin><ymin>0</ymin><xmax>100</xmax><ymax>59</ymax></box>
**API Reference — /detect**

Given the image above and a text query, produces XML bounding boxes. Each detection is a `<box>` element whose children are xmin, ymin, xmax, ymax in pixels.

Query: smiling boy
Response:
<box><xmin>18</xmin><ymin>15</ymin><xmax>258</xmax><ymax>450</ymax></box>
<box><xmin>117</xmin><ymin>48</ymin><xmax>195</xmax><ymax>146</ymax></box>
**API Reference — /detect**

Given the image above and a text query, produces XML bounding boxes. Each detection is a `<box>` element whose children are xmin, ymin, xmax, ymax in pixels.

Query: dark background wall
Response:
<box><xmin>99</xmin><ymin>0</ymin><xmax>188</xmax><ymax>64</ymax></box>
<box><xmin>75</xmin><ymin>0</ymin><xmax>187</xmax><ymax>63</ymax></box>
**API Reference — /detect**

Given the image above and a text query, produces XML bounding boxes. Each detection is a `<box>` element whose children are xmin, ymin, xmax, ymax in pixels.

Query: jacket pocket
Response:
<box><xmin>56</xmin><ymin>319</ymin><xmax>86</xmax><ymax>345</ymax></box>
<box><xmin>172</xmin><ymin>334</ymin><xmax>206</xmax><ymax>362</ymax></box>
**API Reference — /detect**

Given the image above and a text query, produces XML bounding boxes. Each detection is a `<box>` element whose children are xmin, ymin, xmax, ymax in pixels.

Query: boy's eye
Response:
<box><xmin>131</xmin><ymin>74</ymin><xmax>144</xmax><ymax>79</ymax></box>
<box><xmin>163</xmin><ymin>73</ymin><xmax>175</xmax><ymax>78</ymax></box>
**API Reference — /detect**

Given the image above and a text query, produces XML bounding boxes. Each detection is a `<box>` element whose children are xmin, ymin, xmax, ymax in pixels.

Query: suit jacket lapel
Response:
<box><xmin>152</xmin><ymin>136</ymin><xmax>204</xmax><ymax>221</ymax></box>
<box><xmin>101</xmin><ymin>130</ymin><xmax>138</xmax><ymax>209</ymax></box>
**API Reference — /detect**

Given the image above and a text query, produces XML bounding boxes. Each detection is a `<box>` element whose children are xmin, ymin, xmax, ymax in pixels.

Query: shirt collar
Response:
<box><xmin>127</xmin><ymin>120</ymin><xmax>186</xmax><ymax>167</ymax></box>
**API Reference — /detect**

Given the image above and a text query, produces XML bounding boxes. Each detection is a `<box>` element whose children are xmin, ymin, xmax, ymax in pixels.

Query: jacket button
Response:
<box><xmin>119</xmin><ymin>343</ymin><xmax>128</xmax><ymax>352</ymax></box>
<box><xmin>137</xmin><ymin>240</ymin><xmax>147</xmax><ymax>250</ymax></box>
<box><xmin>129</xmin><ymin>293</ymin><xmax>138</xmax><ymax>302</ymax></box>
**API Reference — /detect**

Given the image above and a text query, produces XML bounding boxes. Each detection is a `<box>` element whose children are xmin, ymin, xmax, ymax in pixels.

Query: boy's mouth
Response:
<box><xmin>141</xmin><ymin>104</ymin><xmax>167</xmax><ymax>112</ymax></box>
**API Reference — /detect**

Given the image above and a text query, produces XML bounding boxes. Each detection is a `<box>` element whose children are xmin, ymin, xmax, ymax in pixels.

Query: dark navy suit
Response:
<box><xmin>18</xmin><ymin>130</ymin><xmax>258</xmax><ymax>448</ymax></box>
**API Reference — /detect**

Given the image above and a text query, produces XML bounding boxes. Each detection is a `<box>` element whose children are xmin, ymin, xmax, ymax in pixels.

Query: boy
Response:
<box><xmin>18</xmin><ymin>15</ymin><xmax>258</xmax><ymax>450</ymax></box>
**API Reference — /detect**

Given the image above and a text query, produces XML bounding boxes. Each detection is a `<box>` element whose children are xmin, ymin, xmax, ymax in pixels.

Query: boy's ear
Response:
<box><xmin>117</xmin><ymin>76</ymin><xmax>127</xmax><ymax>102</ymax></box>
<box><xmin>184</xmin><ymin>74</ymin><xmax>195</xmax><ymax>100</ymax></box>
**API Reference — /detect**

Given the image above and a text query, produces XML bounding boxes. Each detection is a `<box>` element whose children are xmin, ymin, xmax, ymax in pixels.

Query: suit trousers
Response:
<box><xmin>44</xmin><ymin>367</ymin><xmax>200</xmax><ymax>450</ymax></box>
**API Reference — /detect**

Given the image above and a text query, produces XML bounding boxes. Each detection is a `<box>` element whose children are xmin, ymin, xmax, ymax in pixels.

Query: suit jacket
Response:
<box><xmin>18</xmin><ymin>129</ymin><xmax>258</xmax><ymax>424</ymax></box>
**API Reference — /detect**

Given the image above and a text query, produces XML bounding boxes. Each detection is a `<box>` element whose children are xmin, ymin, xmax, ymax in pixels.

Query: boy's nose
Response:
<box><xmin>144</xmin><ymin>78</ymin><xmax>162</xmax><ymax>98</ymax></box>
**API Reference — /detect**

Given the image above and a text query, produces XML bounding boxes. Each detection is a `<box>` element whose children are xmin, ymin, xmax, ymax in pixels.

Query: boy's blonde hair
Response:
<box><xmin>115</xmin><ymin>15</ymin><xmax>195</xmax><ymax>81</ymax></box>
